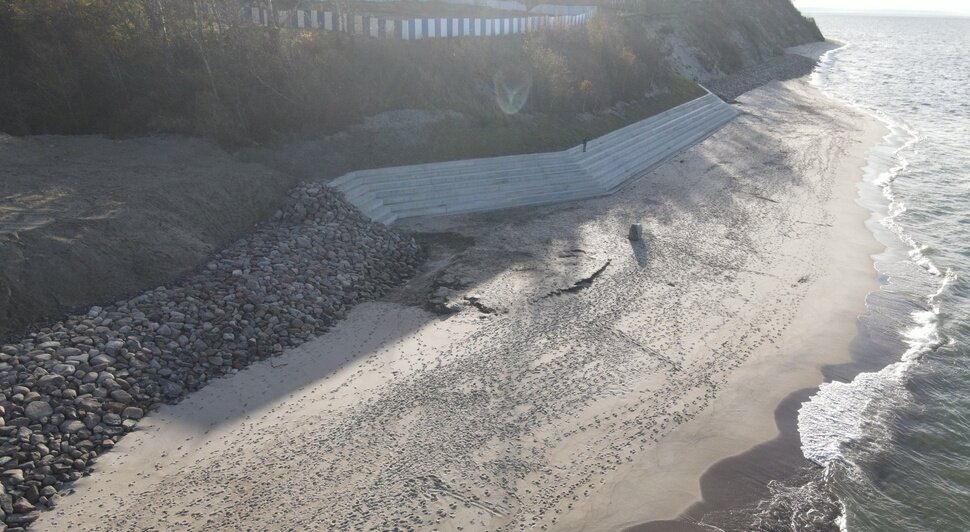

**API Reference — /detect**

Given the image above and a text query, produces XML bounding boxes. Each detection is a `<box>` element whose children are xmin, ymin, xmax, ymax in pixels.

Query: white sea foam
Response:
<box><xmin>795</xmin><ymin>43</ymin><xmax>951</xmax><ymax>469</ymax></box>
<box><xmin>812</xmin><ymin>46</ymin><xmax>938</xmax><ymax>282</ymax></box>
<box><xmin>798</xmin><ymin>306</ymin><xmax>943</xmax><ymax>463</ymax></box>
<box><xmin>768</xmin><ymin>15</ymin><xmax>970</xmax><ymax>531</ymax></box>
<box><xmin>797</xmin><ymin>280</ymin><xmax>947</xmax><ymax>469</ymax></box>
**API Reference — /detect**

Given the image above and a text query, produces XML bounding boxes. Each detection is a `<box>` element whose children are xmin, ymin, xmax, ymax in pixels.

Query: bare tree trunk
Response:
<box><xmin>138</xmin><ymin>0</ymin><xmax>167</xmax><ymax>42</ymax></box>
<box><xmin>267</xmin><ymin>0</ymin><xmax>276</xmax><ymax>28</ymax></box>
<box><xmin>191</xmin><ymin>1</ymin><xmax>221</xmax><ymax>99</ymax></box>
<box><xmin>205</xmin><ymin>0</ymin><xmax>225</xmax><ymax>34</ymax></box>
<box><xmin>155</xmin><ymin>0</ymin><xmax>170</xmax><ymax>43</ymax></box>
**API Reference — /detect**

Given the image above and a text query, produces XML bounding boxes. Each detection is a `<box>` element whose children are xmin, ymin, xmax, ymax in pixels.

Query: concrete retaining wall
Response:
<box><xmin>331</xmin><ymin>91</ymin><xmax>738</xmax><ymax>224</ymax></box>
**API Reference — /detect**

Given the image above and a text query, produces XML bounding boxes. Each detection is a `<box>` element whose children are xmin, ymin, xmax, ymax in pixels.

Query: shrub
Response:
<box><xmin>0</xmin><ymin>0</ymin><xmax>821</xmax><ymax>143</ymax></box>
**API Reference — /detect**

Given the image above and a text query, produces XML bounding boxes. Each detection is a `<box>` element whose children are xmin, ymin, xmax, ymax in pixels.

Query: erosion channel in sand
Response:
<box><xmin>38</xmin><ymin>78</ymin><xmax>885</xmax><ymax>531</ymax></box>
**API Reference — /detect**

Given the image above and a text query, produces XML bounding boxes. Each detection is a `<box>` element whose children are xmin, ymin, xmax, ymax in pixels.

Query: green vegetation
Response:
<box><xmin>0</xmin><ymin>1</ymin><xmax>821</xmax><ymax>145</ymax></box>
<box><xmin>677</xmin><ymin>0</ymin><xmax>824</xmax><ymax>71</ymax></box>
<box><xmin>420</xmin><ymin>76</ymin><xmax>703</xmax><ymax>162</ymax></box>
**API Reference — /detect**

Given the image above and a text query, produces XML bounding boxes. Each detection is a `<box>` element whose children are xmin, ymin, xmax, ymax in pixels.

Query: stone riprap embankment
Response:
<box><xmin>0</xmin><ymin>184</ymin><xmax>419</xmax><ymax>529</ymax></box>
<box><xmin>706</xmin><ymin>53</ymin><xmax>819</xmax><ymax>102</ymax></box>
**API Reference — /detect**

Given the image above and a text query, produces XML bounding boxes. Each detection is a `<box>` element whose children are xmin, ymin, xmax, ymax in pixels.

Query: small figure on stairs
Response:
<box><xmin>582</xmin><ymin>137</ymin><xmax>588</xmax><ymax>153</ymax></box>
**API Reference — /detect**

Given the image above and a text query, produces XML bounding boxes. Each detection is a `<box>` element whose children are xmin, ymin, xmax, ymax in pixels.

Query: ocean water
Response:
<box><xmin>772</xmin><ymin>15</ymin><xmax>970</xmax><ymax>532</ymax></box>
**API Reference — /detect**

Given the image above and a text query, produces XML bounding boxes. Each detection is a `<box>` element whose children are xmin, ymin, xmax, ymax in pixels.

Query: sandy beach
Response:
<box><xmin>36</xmin><ymin>78</ymin><xmax>885</xmax><ymax>531</ymax></box>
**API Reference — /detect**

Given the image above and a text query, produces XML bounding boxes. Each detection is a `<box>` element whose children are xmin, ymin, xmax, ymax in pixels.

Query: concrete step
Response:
<box><xmin>389</xmin><ymin>186</ymin><xmax>606</xmax><ymax>219</ymax></box>
<box><xmin>371</xmin><ymin>209</ymin><xmax>397</xmax><ymax>225</ymax></box>
<box><xmin>338</xmin><ymin>151</ymin><xmax>564</xmax><ymax>185</ymax></box>
<box><xmin>339</xmin><ymin>99</ymin><xmax>727</xmax><ymax>201</ymax></box>
<box><xmin>577</xmin><ymin>111</ymin><xmax>726</xmax><ymax>183</ymax></box>
<box><xmin>566</xmin><ymin>94</ymin><xmax>719</xmax><ymax>157</ymax></box>
<box><xmin>592</xmin><ymin>120</ymin><xmax>734</xmax><ymax>191</ymax></box>
<box><xmin>351</xmin><ymin>171</ymin><xmax>594</xmax><ymax>217</ymax></box>
<box><xmin>341</xmin><ymin>173</ymin><xmax>584</xmax><ymax>207</ymax></box>
<box><xmin>328</xmin><ymin>91</ymin><xmax>738</xmax><ymax>224</ymax></box>
<box><xmin>380</xmin><ymin>177</ymin><xmax>599</xmax><ymax>212</ymax></box>
<box><xmin>336</xmin><ymin>98</ymin><xmax>718</xmax><ymax>191</ymax></box>
<box><xmin>377</xmin><ymin>161</ymin><xmax>583</xmax><ymax>195</ymax></box>
<box><xmin>593</xmin><ymin>105</ymin><xmax>737</xmax><ymax>190</ymax></box>
<box><xmin>338</xmin><ymin>160</ymin><xmax>586</xmax><ymax>201</ymax></box>
<box><xmin>377</xmin><ymin>167</ymin><xmax>594</xmax><ymax>200</ymax></box>
<box><xmin>568</xmin><ymin>95</ymin><xmax>720</xmax><ymax>157</ymax></box>
<box><xmin>585</xmin><ymin>103</ymin><xmax>736</xmax><ymax>175</ymax></box>
<box><xmin>576</xmin><ymin>98</ymin><xmax>725</xmax><ymax>170</ymax></box>
<box><xmin>349</xmin><ymin>196</ymin><xmax>393</xmax><ymax>221</ymax></box>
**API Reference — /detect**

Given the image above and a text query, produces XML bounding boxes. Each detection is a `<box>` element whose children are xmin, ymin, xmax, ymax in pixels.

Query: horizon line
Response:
<box><xmin>800</xmin><ymin>8</ymin><xmax>970</xmax><ymax>18</ymax></box>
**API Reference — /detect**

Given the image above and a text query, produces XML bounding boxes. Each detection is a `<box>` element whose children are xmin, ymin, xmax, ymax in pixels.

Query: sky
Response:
<box><xmin>793</xmin><ymin>0</ymin><xmax>970</xmax><ymax>16</ymax></box>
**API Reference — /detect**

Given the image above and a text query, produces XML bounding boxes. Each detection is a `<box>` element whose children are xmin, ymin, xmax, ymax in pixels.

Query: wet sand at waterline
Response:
<box><xmin>38</xmin><ymin>80</ymin><xmax>884</xmax><ymax>531</ymax></box>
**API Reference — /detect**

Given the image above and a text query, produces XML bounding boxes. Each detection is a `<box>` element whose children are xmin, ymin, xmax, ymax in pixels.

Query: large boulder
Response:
<box><xmin>24</xmin><ymin>401</ymin><xmax>53</xmax><ymax>420</ymax></box>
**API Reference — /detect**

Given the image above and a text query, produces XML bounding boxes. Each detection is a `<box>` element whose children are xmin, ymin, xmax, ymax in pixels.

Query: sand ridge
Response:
<box><xmin>37</xmin><ymin>80</ymin><xmax>884</xmax><ymax>531</ymax></box>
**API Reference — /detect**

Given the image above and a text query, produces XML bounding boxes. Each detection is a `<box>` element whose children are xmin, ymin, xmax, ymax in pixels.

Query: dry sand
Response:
<box><xmin>36</xmin><ymin>79</ymin><xmax>885</xmax><ymax>531</ymax></box>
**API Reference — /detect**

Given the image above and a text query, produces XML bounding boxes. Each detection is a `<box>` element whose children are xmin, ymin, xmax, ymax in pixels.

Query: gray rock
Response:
<box><xmin>7</xmin><ymin>510</ymin><xmax>39</xmax><ymax>526</ymax></box>
<box><xmin>66</xmin><ymin>353</ymin><xmax>90</xmax><ymax>364</ymax></box>
<box><xmin>161</xmin><ymin>381</ymin><xmax>183</xmax><ymax>397</ymax></box>
<box><xmin>83</xmin><ymin>413</ymin><xmax>101</xmax><ymax>429</ymax></box>
<box><xmin>11</xmin><ymin>498</ymin><xmax>33</xmax><ymax>514</ymax></box>
<box><xmin>629</xmin><ymin>223</ymin><xmax>643</xmax><ymax>241</ymax></box>
<box><xmin>90</xmin><ymin>354</ymin><xmax>116</xmax><ymax>366</ymax></box>
<box><xmin>76</xmin><ymin>396</ymin><xmax>101</xmax><ymax>411</ymax></box>
<box><xmin>103</xmin><ymin>340</ymin><xmax>125</xmax><ymax>355</ymax></box>
<box><xmin>52</xmin><ymin>363</ymin><xmax>76</xmax><ymax>375</ymax></box>
<box><xmin>1</xmin><ymin>469</ymin><xmax>24</xmax><ymax>483</ymax></box>
<box><xmin>0</xmin><ymin>183</ymin><xmax>419</xmax><ymax>522</ymax></box>
<box><xmin>121</xmin><ymin>407</ymin><xmax>144</xmax><ymax>420</ymax></box>
<box><xmin>36</xmin><ymin>374</ymin><xmax>65</xmax><ymax>391</ymax></box>
<box><xmin>109</xmin><ymin>389</ymin><xmax>133</xmax><ymax>404</ymax></box>
<box><xmin>57</xmin><ymin>347</ymin><xmax>82</xmax><ymax>358</ymax></box>
<box><xmin>22</xmin><ymin>483</ymin><xmax>39</xmax><ymax>503</ymax></box>
<box><xmin>59</xmin><ymin>420</ymin><xmax>86</xmax><ymax>434</ymax></box>
<box><xmin>24</xmin><ymin>401</ymin><xmax>53</xmax><ymax>420</ymax></box>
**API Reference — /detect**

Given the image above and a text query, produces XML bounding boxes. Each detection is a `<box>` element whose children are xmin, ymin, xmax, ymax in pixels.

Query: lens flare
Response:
<box><xmin>493</xmin><ymin>69</ymin><xmax>532</xmax><ymax>115</ymax></box>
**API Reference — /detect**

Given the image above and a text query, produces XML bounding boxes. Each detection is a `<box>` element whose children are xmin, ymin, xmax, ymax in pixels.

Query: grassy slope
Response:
<box><xmin>420</xmin><ymin>77</ymin><xmax>703</xmax><ymax>162</ymax></box>
<box><xmin>242</xmin><ymin>76</ymin><xmax>703</xmax><ymax>181</ymax></box>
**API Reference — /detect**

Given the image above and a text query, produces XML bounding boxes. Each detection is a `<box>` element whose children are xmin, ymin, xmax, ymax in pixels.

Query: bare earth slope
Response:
<box><xmin>38</xmin><ymin>80</ymin><xmax>885</xmax><ymax>531</ymax></box>
<box><xmin>0</xmin><ymin>135</ymin><xmax>298</xmax><ymax>337</ymax></box>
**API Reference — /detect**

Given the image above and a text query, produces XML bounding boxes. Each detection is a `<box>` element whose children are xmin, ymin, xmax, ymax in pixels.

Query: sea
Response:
<box><xmin>743</xmin><ymin>14</ymin><xmax>970</xmax><ymax>532</ymax></box>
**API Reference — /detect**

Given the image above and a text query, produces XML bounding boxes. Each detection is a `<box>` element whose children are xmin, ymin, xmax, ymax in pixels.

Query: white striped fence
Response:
<box><xmin>247</xmin><ymin>6</ymin><xmax>595</xmax><ymax>39</ymax></box>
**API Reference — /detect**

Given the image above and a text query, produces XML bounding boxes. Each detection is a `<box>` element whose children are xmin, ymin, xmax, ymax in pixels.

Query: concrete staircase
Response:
<box><xmin>330</xmin><ymin>91</ymin><xmax>737</xmax><ymax>224</ymax></box>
